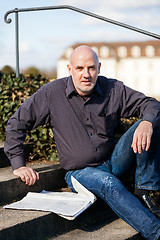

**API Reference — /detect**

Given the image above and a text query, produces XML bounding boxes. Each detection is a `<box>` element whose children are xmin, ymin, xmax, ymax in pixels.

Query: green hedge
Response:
<box><xmin>0</xmin><ymin>72</ymin><xmax>58</xmax><ymax>162</ymax></box>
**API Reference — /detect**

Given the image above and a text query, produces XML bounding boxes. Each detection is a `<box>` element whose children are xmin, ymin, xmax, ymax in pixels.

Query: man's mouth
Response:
<box><xmin>82</xmin><ymin>79</ymin><xmax>91</xmax><ymax>83</ymax></box>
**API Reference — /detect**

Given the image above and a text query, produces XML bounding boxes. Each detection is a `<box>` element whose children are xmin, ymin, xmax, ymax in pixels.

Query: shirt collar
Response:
<box><xmin>66</xmin><ymin>76</ymin><xmax>76</xmax><ymax>97</ymax></box>
<box><xmin>66</xmin><ymin>76</ymin><xmax>104</xmax><ymax>97</ymax></box>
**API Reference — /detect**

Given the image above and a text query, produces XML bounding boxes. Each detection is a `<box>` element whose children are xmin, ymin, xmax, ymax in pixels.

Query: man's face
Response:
<box><xmin>67</xmin><ymin>48</ymin><xmax>101</xmax><ymax>96</ymax></box>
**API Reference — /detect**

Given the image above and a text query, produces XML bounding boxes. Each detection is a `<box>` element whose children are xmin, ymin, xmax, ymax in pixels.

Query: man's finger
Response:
<box><xmin>141</xmin><ymin>135</ymin><xmax>147</xmax><ymax>151</ymax></box>
<box><xmin>146</xmin><ymin>135</ymin><xmax>151</xmax><ymax>151</ymax></box>
<box><xmin>131</xmin><ymin>136</ymin><xmax>138</xmax><ymax>153</ymax></box>
<box><xmin>25</xmin><ymin>175</ymin><xmax>31</xmax><ymax>185</ymax></box>
<box><xmin>25</xmin><ymin>169</ymin><xmax>39</xmax><ymax>186</ymax></box>
<box><xmin>29</xmin><ymin>169</ymin><xmax>39</xmax><ymax>185</ymax></box>
<box><xmin>20</xmin><ymin>173</ymin><xmax>26</xmax><ymax>183</ymax></box>
<box><xmin>137</xmin><ymin>135</ymin><xmax>143</xmax><ymax>154</ymax></box>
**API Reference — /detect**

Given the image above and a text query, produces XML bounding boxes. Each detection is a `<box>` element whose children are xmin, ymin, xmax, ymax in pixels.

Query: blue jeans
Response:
<box><xmin>65</xmin><ymin>120</ymin><xmax>160</xmax><ymax>239</ymax></box>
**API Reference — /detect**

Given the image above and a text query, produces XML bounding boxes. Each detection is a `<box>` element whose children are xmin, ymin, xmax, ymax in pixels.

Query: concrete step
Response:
<box><xmin>0</xmin><ymin>198</ymin><xmax>142</xmax><ymax>240</ymax></box>
<box><xmin>0</xmin><ymin>162</ymin><xmax>66</xmax><ymax>204</ymax></box>
<box><xmin>0</xmin><ymin>162</ymin><xmax>143</xmax><ymax>240</ymax></box>
<box><xmin>51</xmin><ymin>218</ymin><xmax>142</xmax><ymax>240</ymax></box>
<box><xmin>0</xmin><ymin>145</ymin><xmax>10</xmax><ymax>168</ymax></box>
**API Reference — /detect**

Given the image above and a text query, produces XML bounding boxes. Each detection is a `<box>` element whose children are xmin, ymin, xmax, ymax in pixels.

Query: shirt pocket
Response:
<box><xmin>96</xmin><ymin>113</ymin><xmax>117</xmax><ymax>138</ymax></box>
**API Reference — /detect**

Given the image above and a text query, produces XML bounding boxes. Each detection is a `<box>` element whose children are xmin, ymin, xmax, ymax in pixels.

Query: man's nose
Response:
<box><xmin>83</xmin><ymin>68</ymin><xmax>90</xmax><ymax>77</ymax></box>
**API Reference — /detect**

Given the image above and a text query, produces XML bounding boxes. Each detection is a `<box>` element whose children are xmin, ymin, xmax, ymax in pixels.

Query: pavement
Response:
<box><xmin>0</xmin><ymin>157</ymin><xmax>143</xmax><ymax>240</ymax></box>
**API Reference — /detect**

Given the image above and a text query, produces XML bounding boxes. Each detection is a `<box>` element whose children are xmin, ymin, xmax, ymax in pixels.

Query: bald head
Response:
<box><xmin>67</xmin><ymin>45</ymin><xmax>101</xmax><ymax>97</ymax></box>
<box><xmin>69</xmin><ymin>45</ymin><xmax>99</xmax><ymax>66</ymax></box>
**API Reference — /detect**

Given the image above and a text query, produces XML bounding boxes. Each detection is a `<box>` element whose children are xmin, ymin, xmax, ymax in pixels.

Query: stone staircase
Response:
<box><xmin>0</xmin><ymin>146</ymin><xmax>142</xmax><ymax>240</ymax></box>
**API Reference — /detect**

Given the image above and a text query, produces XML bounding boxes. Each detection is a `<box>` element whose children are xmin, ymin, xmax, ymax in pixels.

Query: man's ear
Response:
<box><xmin>67</xmin><ymin>64</ymin><xmax>72</xmax><ymax>76</ymax></box>
<box><xmin>98</xmin><ymin>62</ymin><xmax>101</xmax><ymax>74</ymax></box>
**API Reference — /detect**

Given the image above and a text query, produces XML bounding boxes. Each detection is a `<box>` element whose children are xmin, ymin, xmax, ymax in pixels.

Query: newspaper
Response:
<box><xmin>4</xmin><ymin>176</ymin><xmax>96</xmax><ymax>220</ymax></box>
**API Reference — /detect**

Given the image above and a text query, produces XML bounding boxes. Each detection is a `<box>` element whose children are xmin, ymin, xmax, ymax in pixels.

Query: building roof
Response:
<box><xmin>60</xmin><ymin>40</ymin><xmax>160</xmax><ymax>59</ymax></box>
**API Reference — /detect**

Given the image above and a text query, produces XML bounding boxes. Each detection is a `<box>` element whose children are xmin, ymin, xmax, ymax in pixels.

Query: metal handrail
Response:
<box><xmin>4</xmin><ymin>5</ymin><xmax>160</xmax><ymax>77</ymax></box>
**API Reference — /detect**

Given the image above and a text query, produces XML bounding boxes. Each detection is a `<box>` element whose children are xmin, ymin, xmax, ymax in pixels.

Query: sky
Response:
<box><xmin>1</xmin><ymin>0</ymin><xmax>160</xmax><ymax>72</ymax></box>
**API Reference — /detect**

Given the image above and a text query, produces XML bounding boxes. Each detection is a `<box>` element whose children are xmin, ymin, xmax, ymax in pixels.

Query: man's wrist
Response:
<box><xmin>10</xmin><ymin>156</ymin><xmax>26</xmax><ymax>170</ymax></box>
<box><xmin>141</xmin><ymin>115</ymin><xmax>156</xmax><ymax>127</ymax></box>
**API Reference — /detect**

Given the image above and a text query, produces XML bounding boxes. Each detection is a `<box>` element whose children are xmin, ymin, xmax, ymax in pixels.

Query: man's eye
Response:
<box><xmin>77</xmin><ymin>67</ymin><xmax>83</xmax><ymax>70</ymax></box>
<box><xmin>89</xmin><ymin>66</ymin><xmax>95</xmax><ymax>70</ymax></box>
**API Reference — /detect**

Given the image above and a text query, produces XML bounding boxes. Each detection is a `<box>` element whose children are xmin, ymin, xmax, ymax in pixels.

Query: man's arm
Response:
<box><xmin>131</xmin><ymin>120</ymin><xmax>153</xmax><ymax>154</ymax></box>
<box><xmin>118</xmin><ymin>82</ymin><xmax>160</xmax><ymax>154</ymax></box>
<box><xmin>119</xmin><ymin>82</ymin><xmax>160</xmax><ymax>128</ymax></box>
<box><xmin>4</xmin><ymin>86</ymin><xmax>50</xmax><ymax>185</ymax></box>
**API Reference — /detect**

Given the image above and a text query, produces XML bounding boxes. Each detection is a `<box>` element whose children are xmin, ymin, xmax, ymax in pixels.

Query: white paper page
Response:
<box><xmin>71</xmin><ymin>176</ymin><xmax>96</xmax><ymax>203</ymax></box>
<box><xmin>4</xmin><ymin>177</ymin><xmax>96</xmax><ymax>220</ymax></box>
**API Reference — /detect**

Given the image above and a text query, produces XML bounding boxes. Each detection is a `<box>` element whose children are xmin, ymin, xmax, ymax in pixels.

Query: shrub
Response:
<box><xmin>1</xmin><ymin>65</ymin><xmax>14</xmax><ymax>75</ymax></box>
<box><xmin>0</xmin><ymin>72</ymin><xmax>58</xmax><ymax>162</ymax></box>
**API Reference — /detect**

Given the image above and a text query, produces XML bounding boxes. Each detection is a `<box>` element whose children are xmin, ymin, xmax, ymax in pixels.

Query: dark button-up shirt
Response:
<box><xmin>4</xmin><ymin>76</ymin><xmax>160</xmax><ymax>170</ymax></box>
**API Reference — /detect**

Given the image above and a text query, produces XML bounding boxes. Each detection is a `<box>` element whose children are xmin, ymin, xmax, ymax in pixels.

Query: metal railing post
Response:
<box><xmin>15</xmin><ymin>9</ymin><xmax>20</xmax><ymax>77</ymax></box>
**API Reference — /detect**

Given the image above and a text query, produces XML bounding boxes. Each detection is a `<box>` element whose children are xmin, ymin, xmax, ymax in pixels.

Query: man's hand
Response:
<box><xmin>131</xmin><ymin>121</ymin><xmax>153</xmax><ymax>154</ymax></box>
<box><xmin>13</xmin><ymin>166</ymin><xmax>39</xmax><ymax>186</ymax></box>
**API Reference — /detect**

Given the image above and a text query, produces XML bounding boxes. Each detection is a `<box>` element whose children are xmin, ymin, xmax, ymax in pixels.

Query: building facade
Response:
<box><xmin>57</xmin><ymin>41</ymin><xmax>160</xmax><ymax>99</ymax></box>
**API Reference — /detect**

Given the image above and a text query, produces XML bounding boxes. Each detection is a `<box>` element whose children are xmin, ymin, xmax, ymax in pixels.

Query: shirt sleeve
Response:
<box><xmin>4</xmin><ymin>86</ymin><xmax>50</xmax><ymax>170</ymax></box>
<box><xmin>119</xmin><ymin>82</ymin><xmax>160</xmax><ymax>128</ymax></box>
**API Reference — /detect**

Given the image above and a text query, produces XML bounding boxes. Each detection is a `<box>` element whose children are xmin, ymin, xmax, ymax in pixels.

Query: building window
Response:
<box><xmin>131</xmin><ymin>46</ymin><xmax>141</xmax><ymax>57</ymax></box>
<box><xmin>145</xmin><ymin>45</ymin><xmax>155</xmax><ymax>57</ymax></box>
<box><xmin>100</xmin><ymin>46</ymin><xmax>109</xmax><ymax>58</ymax></box>
<box><xmin>118</xmin><ymin>46</ymin><xmax>127</xmax><ymax>58</ymax></box>
<box><xmin>65</xmin><ymin>48</ymin><xmax>73</xmax><ymax>58</ymax></box>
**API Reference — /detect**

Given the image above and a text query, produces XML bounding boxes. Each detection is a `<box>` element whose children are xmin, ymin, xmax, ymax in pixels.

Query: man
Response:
<box><xmin>5</xmin><ymin>45</ymin><xmax>160</xmax><ymax>239</ymax></box>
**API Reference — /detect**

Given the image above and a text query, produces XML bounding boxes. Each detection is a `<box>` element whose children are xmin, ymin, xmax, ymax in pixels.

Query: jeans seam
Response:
<box><xmin>135</xmin><ymin>184</ymin><xmax>160</xmax><ymax>190</ymax></box>
<box><xmin>65</xmin><ymin>170</ymin><xmax>74</xmax><ymax>182</ymax></box>
<box><xmin>154</xmin><ymin>228</ymin><xmax>160</xmax><ymax>240</ymax></box>
<box><xmin>137</xmin><ymin>154</ymin><xmax>141</xmax><ymax>187</ymax></box>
